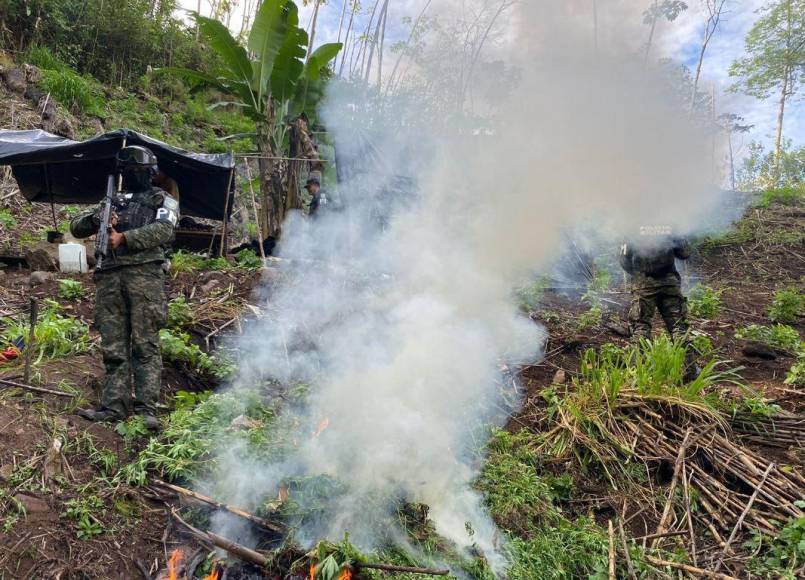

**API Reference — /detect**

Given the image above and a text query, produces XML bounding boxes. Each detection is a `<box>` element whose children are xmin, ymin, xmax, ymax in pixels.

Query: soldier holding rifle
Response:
<box><xmin>70</xmin><ymin>146</ymin><xmax>178</xmax><ymax>429</ymax></box>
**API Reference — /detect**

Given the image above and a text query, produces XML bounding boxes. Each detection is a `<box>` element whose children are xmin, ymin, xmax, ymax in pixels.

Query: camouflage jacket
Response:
<box><xmin>620</xmin><ymin>238</ymin><xmax>690</xmax><ymax>289</ymax></box>
<box><xmin>70</xmin><ymin>187</ymin><xmax>177</xmax><ymax>271</ymax></box>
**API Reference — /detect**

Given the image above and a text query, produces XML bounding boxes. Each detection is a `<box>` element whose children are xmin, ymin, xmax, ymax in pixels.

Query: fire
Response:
<box><xmin>309</xmin><ymin>563</ymin><xmax>316</xmax><ymax>580</ymax></box>
<box><xmin>312</xmin><ymin>417</ymin><xmax>330</xmax><ymax>438</ymax></box>
<box><xmin>339</xmin><ymin>568</ymin><xmax>353</xmax><ymax>580</ymax></box>
<box><xmin>168</xmin><ymin>549</ymin><xmax>183</xmax><ymax>580</ymax></box>
<box><xmin>202</xmin><ymin>570</ymin><xmax>220</xmax><ymax>580</ymax></box>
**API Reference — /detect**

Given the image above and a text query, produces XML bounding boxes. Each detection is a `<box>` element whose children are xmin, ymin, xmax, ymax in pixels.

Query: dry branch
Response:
<box><xmin>170</xmin><ymin>508</ymin><xmax>268</xmax><ymax>568</ymax></box>
<box><xmin>155</xmin><ymin>479</ymin><xmax>285</xmax><ymax>533</ymax></box>
<box><xmin>0</xmin><ymin>377</ymin><xmax>76</xmax><ymax>397</ymax></box>
<box><xmin>356</xmin><ymin>562</ymin><xmax>450</xmax><ymax>576</ymax></box>
<box><xmin>645</xmin><ymin>556</ymin><xmax>739</xmax><ymax>580</ymax></box>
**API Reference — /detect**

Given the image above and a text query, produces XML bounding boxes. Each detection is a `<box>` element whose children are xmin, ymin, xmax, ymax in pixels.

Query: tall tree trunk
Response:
<box><xmin>256</xmin><ymin>111</ymin><xmax>281</xmax><ymax>240</ymax></box>
<box><xmin>385</xmin><ymin>0</ymin><xmax>433</xmax><ymax>97</ymax></box>
<box><xmin>774</xmin><ymin>72</ymin><xmax>788</xmax><ymax>175</ymax></box>
<box><xmin>365</xmin><ymin>0</ymin><xmax>389</xmax><ymax>84</ymax></box>
<box><xmin>336</xmin><ymin>0</ymin><xmax>348</xmax><ymax>44</ymax></box>
<box><xmin>376</xmin><ymin>0</ymin><xmax>389</xmax><ymax>87</ymax></box>
<box><xmin>727</xmin><ymin>129</ymin><xmax>735</xmax><ymax>191</ymax></box>
<box><xmin>339</xmin><ymin>2</ymin><xmax>357</xmax><ymax>76</ymax></box>
<box><xmin>644</xmin><ymin>7</ymin><xmax>658</xmax><ymax>65</ymax></box>
<box><xmin>307</xmin><ymin>0</ymin><xmax>323</xmax><ymax>63</ymax></box>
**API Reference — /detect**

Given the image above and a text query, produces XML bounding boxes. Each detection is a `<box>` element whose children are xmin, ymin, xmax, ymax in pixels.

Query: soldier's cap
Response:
<box><xmin>117</xmin><ymin>145</ymin><xmax>158</xmax><ymax>168</ymax></box>
<box><xmin>304</xmin><ymin>177</ymin><xmax>320</xmax><ymax>188</ymax></box>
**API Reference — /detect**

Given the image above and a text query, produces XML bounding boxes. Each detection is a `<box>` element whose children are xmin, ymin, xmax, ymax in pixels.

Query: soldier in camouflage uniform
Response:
<box><xmin>71</xmin><ymin>146</ymin><xmax>178</xmax><ymax>428</ymax></box>
<box><xmin>620</xmin><ymin>227</ymin><xmax>699</xmax><ymax>380</ymax></box>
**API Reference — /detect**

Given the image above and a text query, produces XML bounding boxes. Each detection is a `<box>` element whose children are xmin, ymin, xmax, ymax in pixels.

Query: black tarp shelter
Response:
<box><xmin>0</xmin><ymin>128</ymin><xmax>234</xmax><ymax>220</ymax></box>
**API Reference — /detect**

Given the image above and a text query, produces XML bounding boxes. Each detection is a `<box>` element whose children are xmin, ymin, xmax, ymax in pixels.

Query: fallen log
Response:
<box><xmin>170</xmin><ymin>508</ymin><xmax>268</xmax><ymax>568</ymax></box>
<box><xmin>155</xmin><ymin>479</ymin><xmax>285</xmax><ymax>533</ymax></box>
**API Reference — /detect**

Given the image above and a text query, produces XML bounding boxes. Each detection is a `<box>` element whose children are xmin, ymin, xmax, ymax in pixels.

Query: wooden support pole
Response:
<box><xmin>23</xmin><ymin>298</ymin><xmax>38</xmax><ymax>384</ymax></box>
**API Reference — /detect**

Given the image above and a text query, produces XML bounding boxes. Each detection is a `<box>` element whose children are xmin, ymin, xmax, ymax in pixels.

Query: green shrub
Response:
<box><xmin>57</xmin><ymin>279</ymin><xmax>85</xmax><ymax>301</ymax></box>
<box><xmin>235</xmin><ymin>248</ymin><xmax>263</xmax><ymax>270</ymax></box>
<box><xmin>167</xmin><ymin>296</ymin><xmax>194</xmax><ymax>329</ymax></box>
<box><xmin>202</xmin><ymin>256</ymin><xmax>230</xmax><ymax>271</ymax></box>
<box><xmin>576</xmin><ymin>304</ymin><xmax>602</xmax><ymax>330</ymax></box>
<box><xmin>768</xmin><ymin>288</ymin><xmax>804</xmax><ymax>323</ymax></box>
<box><xmin>516</xmin><ymin>276</ymin><xmax>550</xmax><ymax>312</ymax></box>
<box><xmin>688</xmin><ymin>284</ymin><xmax>723</xmax><ymax>319</ymax></box>
<box><xmin>755</xmin><ymin>185</ymin><xmax>805</xmax><ymax>208</ymax></box>
<box><xmin>26</xmin><ymin>45</ymin><xmax>67</xmax><ymax>72</ymax></box>
<box><xmin>691</xmin><ymin>334</ymin><xmax>715</xmax><ymax>358</ymax></box>
<box><xmin>736</xmin><ymin>324</ymin><xmax>801</xmax><ymax>352</ymax></box>
<box><xmin>0</xmin><ymin>300</ymin><xmax>89</xmax><ymax>360</ymax></box>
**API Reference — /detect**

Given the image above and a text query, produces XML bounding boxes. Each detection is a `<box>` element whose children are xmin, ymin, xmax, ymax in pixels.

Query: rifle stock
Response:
<box><xmin>95</xmin><ymin>174</ymin><xmax>115</xmax><ymax>268</ymax></box>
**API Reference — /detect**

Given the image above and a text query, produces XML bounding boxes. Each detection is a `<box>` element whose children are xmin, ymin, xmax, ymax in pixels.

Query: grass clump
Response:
<box><xmin>57</xmin><ymin>279</ymin><xmax>85</xmax><ymax>301</ymax></box>
<box><xmin>0</xmin><ymin>299</ymin><xmax>89</xmax><ymax>360</ymax></box>
<box><xmin>768</xmin><ymin>288</ymin><xmax>804</xmax><ymax>323</ymax></box>
<box><xmin>40</xmin><ymin>68</ymin><xmax>102</xmax><ymax>115</ymax></box>
<box><xmin>169</xmin><ymin>250</ymin><xmax>231</xmax><ymax>275</ymax></box>
<box><xmin>159</xmin><ymin>329</ymin><xmax>234</xmax><ymax>379</ymax></box>
<box><xmin>688</xmin><ymin>284</ymin><xmax>723</xmax><ymax>319</ymax></box>
<box><xmin>735</xmin><ymin>324</ymin><xmax>801</xmax><ymax>352</ymax></box>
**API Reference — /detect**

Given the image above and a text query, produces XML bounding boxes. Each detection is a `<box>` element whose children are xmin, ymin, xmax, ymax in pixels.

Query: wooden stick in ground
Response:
<box><xmin>682</xmin><ymin>462</ymin><xmax>698</xmax><ymax>567</ymax></box>
<box><xmin>0</xmin><ymin>378</ymin><xmax>75</xmax><ymax>397</ymax></box>
<box><xmin>714</xmin><ymin>462</ymin><xmax>775</xmax><ymax>571</ymax></box>
<box><xmin>356</xmin><ymin>562</ymin><xmax>450</xmax><ymax>576</ymax></box>
<box><xmin>23</xmin><ymin>298</ymin><xmax>38</xmax><ymax>384</ymax></box>
<box><xmin>644</xmin><ymin>555</ymin><xmax>739</xmax><ymax>580</ymax></box>
<box><xmin>170</xmin><ymin>508</ymin><xmax>268</xmax><ymax>568</ymax></box>
<box><xmin>155</xmin><ymin>479</ymin><xmax>285</xmax><ymax>533</ymax></box>
<box><xmin>607</xmin><ymin>519</ymin><xmax>616</xmax><ymax>580</ymax></box>
<box><xmin>244</xmin><ymin>159</ymin><xmax>266</xmax><ymax>261</ymax></box>
<box><xmin>652</xmin><ymin>428</ymin><xmax>692</xmax><ymax>549</ymax></box>
<box><xmin>616</xmin><ymin>519</ymin><xmax>638</xmax><ymax>580</ymax></box>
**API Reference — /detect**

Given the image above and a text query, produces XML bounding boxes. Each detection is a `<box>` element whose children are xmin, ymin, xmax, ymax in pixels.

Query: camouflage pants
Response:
<box><xmin>94</xmin><ymin>262</ymin><xmax>167</xmax><ymax>416</ymax></box>
<box><xmin>628</xmin><ymin>284</ymin><xmax>690</xmax><ymax>343</ymax></box>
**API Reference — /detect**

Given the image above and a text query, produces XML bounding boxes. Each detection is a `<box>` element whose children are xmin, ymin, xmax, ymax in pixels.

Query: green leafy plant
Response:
<box><xmin>688</xmin><ymin>284</ymin><xmax>723</xmax><ymax>319</ymax></box>
<box><xmin>57</xmin><ymin>279</ymin><xmax>85</xmax><ymax>301</ymax></box>
<box><xmin>62</xmin><ymin>496</ymin><xmax>104</xmax><ymax>539</ymax></box>
<box><xmin>784</xmin><ymin>350</ymin><xmax>805</xmax><ymax>386</ymax></box>
<box><xmin>768</xmin><ymin>288</ymin><xmax>804</xmax><ymax>323</ymax></box>
<box><xmin>40</xmin><ymin>67</ymin><xmax>102</xmax><ymax>115</ymax></box>
<box><xmin>115</xmin><ymin>415</ymin><xmax>150</xmax><ymax>441</ymax></box>
<box><xmin>167</xmin><ymin>296</ymin><xmax>194</xmax><ymax>329</ymax></box>
<box><xmin>169</xmin><ymin>250</ymin><xmax>206</xmax><ymax>274</ymax></box>
<box><xmin>0</xmin><ymin>209</ymin><xmax>17</xmax><ymax>229</ymax></box>
<box><xmin>159</xmin><ymin>329</ymin><xmax>234</xmax><ymax>379</ymax></box>
<box><xmin>577</xmin><ymin>304</ymin><xmax>602</xmax><ymax>330</ymax></box>
<box><xmin>691</xmin><ymin>334</ymin><xmax>715</xmax><ymax>358</ymax></box>
<box><xmin>745</xmin><ymin>514</ymin><xmax>805</xmax><ymax>577</ymax></box>
<box><xmin>235</xmin><ymin>248</ymin><xmax>263</xmax><ymax>270</ymax></box>
<box><xmin>736</xmin><ymin>323</ymin><xmax>801</xmax><ymax>352</ymax></box>
<box><xmin>756</xmin><ymin>185</ymin><xmax>805</xmax><ymax>208</ymax></box>
<box><xmin>0</xmin><ymin>300</ymin><xmax>90</xmax><ymax>360</ymax></box>
<box><xmin>202</xmin><ymin>256</ymin><xmax>230</xmax><ymax>271</ymax></box>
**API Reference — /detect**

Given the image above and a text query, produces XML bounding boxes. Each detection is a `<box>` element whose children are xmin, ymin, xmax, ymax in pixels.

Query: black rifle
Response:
<box><xmin>95</xmin><ymin>174</ymin><xmax>115</xmax><ymax>269</ymax></box>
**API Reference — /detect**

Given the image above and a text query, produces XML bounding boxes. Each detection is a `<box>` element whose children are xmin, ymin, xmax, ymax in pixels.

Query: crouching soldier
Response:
<box><xmin>620</xmin><ymin>226</ymin><xmax>699</xmax><ymax>381</ymax></box>
<box><xmin>71</xmin><ymin>146</ymin><xmax>179</xmax><ymax>429</ymax></box>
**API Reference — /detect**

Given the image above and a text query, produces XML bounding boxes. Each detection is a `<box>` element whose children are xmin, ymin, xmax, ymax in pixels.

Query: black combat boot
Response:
<box><xmin>133</xmin><ymin>405</ymin><xmax>160</xmax><ymax>431</ymax></box>
<box><xmin>77</xmin><ymin>407</ymin><xmax>124</xmax><ymax>423</ymax></box>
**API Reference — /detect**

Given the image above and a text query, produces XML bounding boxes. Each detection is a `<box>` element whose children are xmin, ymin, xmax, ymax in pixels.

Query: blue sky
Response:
<box><xmin>178</xmin><ymin>0</ymin><xmax>803</xmax><ymax>154</ymax></box>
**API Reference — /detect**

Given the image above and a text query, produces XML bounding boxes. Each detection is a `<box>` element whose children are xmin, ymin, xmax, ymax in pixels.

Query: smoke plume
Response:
<box><xmin>210</xmin><ymin>1</ymin><xmax>723</xmax><ymax>573</ymax></box>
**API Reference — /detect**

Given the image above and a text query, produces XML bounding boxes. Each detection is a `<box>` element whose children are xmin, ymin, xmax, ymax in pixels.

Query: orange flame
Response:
<box><xmin>168</xmin><ymin>549</ymin><xmax>183</xmax><ymax>580</ymax></box>
<box><xmin>202</xmin><ymin>569</ymin><xmax>220</xmax><ymax>580</ymax></box>
<box><xmin>339</xmin><ymin>568</ymin><xmax>353</xmax><ymax>580</ymax></box>
<box><xmin>309</xmin><ymin>563</ymin><xmax>316</xmax><ymax>580</ymax></box>
<box><xmin>312</xmin><ymin>417</ymin><xmax>330</xmax><ymax>438</ymax></box>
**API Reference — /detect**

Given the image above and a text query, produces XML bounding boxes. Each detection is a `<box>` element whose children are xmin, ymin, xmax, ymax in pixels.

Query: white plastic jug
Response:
<box><xmin>58</xmin><ymin>243</ymin><xmax>88</xmax><ymax>273</ymax></box>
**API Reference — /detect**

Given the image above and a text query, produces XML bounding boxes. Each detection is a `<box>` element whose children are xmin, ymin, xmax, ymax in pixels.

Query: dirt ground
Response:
<box><xmin>0</xmin><ymin>201</ymin><xmax>803</xmax><ymax>579</ymax></box>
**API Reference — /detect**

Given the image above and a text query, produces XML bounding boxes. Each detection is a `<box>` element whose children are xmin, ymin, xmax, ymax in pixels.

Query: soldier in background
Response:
<box><xmin>620</xmin><ymin>226</ymin><xmax>699</xmax><ymax>381</ymax></box>
<box><xmin>305</xmin><ymin>177</ymin><xmax>326</xmax><ymax>217</ymax></box>
<box><xmin>70</xmin><ymin>146</ymin><xmax>178</xmax><ymax>429</ymax></box>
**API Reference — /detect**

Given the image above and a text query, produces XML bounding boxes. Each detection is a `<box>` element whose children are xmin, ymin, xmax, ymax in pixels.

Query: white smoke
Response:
<box><xmin>209</xmin><ymin>1</ymin><xmax>725</xmax><ymax>573</ymax></box>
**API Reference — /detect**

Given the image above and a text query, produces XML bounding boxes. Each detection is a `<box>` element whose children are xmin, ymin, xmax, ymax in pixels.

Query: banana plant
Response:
<box><xmin>160</xmin><ymin>0</ymin><xmax>341</xmax><ymax>238</ymax></box>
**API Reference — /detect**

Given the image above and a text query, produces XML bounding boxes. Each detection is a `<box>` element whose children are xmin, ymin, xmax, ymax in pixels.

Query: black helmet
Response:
<box><xmin>304</xmin><ymin>177</ymin><xmax>320</xmax><ymax>188</ymax></box>
<box><xmin>116</xmin><ymin>145</ymin><xmax>157</xmax><ymax>170</ymax></box>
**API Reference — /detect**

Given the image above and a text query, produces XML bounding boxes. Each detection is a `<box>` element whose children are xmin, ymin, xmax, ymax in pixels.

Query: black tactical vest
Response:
<box><xmin>112</xmin><ymin>187</ymin><xmax>162</xmax><ymax>256</ymax></box>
